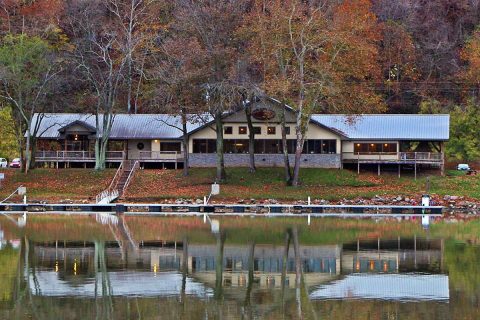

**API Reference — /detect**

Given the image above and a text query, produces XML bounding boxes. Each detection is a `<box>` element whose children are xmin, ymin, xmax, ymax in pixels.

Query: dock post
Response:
<box><xmin>377</xmin><ymin>164</ymin><xmax>380</xmax><ymax>176</ymax></box>
<box><xmin>308</xmin><ymin>196</ymin><xmax>311</xmax><ymax>205</ymax></box>
<box><xmin>414</xmin><ymin>162</ymin><xmax>417</xmax><ymax>180</ymax></box>
<box><xmin>357</xmin><ymin>161</ymin><xmax>360</xmax><ymax>175</ymax></box>
<box><xmin>398</xmin><ymin>164</ymin><xmax>401</xmax><ymax>178</ymax></box>
<box><xmin>307</xmin><ymin>214</ymin><xmax>311</xmax><ymax>226</ymax></box>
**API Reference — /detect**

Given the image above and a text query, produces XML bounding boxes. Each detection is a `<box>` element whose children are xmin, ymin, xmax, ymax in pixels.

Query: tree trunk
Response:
<box><xmin>24</xmin><ymin>130</ymin><xmax>31</xmax><ymax>174</ymax></box>
<box><xmin>181</xmin><ymin>109</ymin><xmax>189</xmax><ymax>176</ymax></box>
<box><xmin>280</xmin><ymin>107</ymin><xmax>292</xmax><ymax>185</ymax></box>
<box><xmin>29</xmin><ymin>136</ymin><xmax>37</xmax><ymax>170</ymax></box>
<box><xmin>215</xmin><ymin>112</ymin><xmax>226</xmax><ymax>182</ymax></box>
<box><xmin>245</xmin><ymin>105</ymin><xmax>256</xmax><ymax>173</ymax></box>
<box><xmin>292</xmin><ymin>107</ymin><xmax>306</xmax><ymax>186</ymax></box>
<box><xmin>95</xmin><ymin>138</ymin><xmax>107</xmax><ymax>171</ymax></box>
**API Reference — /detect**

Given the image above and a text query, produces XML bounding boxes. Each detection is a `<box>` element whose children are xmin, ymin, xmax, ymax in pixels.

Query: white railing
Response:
<box><xmin>36</xmin><ymin>151</ymin><xmax>124</xmax><ymax>160</ymax></box>
<box><xmin>122</xmin><ymin>161</ymin><xmax>139</xmax><ymax>194</ymax></box>
<box><xmin>137</xmin><ymin>151</ymin><xmax>180</xmax><ymax>160</ymax></box>
<box><xmin>95</xmin><ymin>189</ymin><xmax>119</xmax><ymax>204</ymax></box>
<box><xmin>343</xmin><ymin>152</ymin><xmax>444</xmax><ymax>162</ymax></box>
<box><xmin>95</xmin><ymin>162</ymin><xmax>125</xmax><ymax>204</ymax></box>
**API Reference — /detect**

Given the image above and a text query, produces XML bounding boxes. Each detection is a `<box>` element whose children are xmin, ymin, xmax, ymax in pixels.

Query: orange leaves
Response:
<box><xmin>460</xmin><ymin>28</ymin><xmax>480</xmax><ymax>88</ymax></box>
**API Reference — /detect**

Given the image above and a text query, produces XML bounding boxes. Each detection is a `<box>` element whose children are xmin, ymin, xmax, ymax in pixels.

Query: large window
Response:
<box><xmin>354</xmin><ymin>143</ymin><xmax>397</xmax><ymax>153</ymax></box>
<box><xmin>238</xmin><ymin>126</ymin><xmax>247</xmax><ymax>135</ymax></box>
<box><xmin>193</xmin><ymin>139</ymin><xmax>336</xmax><ymax>154</ymax></box>
<box><xmin>192</xmin><ymin>139</ymin><xmax>216</xmax><ymax>153</ymax></box>
<box><xmin>160</xmin><ymin>142</ymin><xmax>181</xmax><ymax>152</ymax></box>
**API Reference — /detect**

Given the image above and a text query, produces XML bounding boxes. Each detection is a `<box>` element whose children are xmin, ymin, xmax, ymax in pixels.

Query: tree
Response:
<box><xmin>106</xmin><ymin>0</ymin><xmax>157</xmax><ymax>114</ymax></box>
<box><xmin>247</xmin><ymin>0</ymin><xmax>384</xmax><ymax>186</ymax></box>
<box><xmin>150</xmin><ymin>35</ymin><xmax>208</xmax><ymax>176</ymax></box>
<box><xmin>69</xmin><ymin>1</ymin><xmax>127</xmax><ymax>170</ymax></box>
<box><xmin>446</xmin><ymin>101</ymin><xmax>480</xmax><ymax>161</ymax></box>
<box><xmin>460</xmin><ymin>27</ymin><xmax>480</xmax><ymax>101</ymax></box>
<box><xmin>0</xmin><ymin>106</ymin><xmax>18</xmax><ymax>160</ymax></box>
<box><xmin>0</xmin><ymin>34</ymin><xmax>60</xmax><ymax>172</ymax></box>
<box><xmin>174</xmin><ymin>0</ymin><xmax>249</xmax><ymax>182</ymax></box>
<box><xmin>379</xmin><ymin>21</ymin><xmax>419</xmax><ymax>113</ymax></box>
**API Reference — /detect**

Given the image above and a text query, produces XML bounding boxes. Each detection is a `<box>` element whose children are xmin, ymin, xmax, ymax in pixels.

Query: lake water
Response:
<box><xmin>0</xmin><ymin>215</ymin><xmax>479</xmax><ymax>319</ymax></box>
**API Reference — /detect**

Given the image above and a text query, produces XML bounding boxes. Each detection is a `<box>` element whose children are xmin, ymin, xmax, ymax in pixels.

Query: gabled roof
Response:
<box><xmin>31</xmin><ymin>113</ymin><xmax>212</xmax><ymax>139</ymax></box>
<box><xmin>312</xmin><ymin>114</ymin><xmax>450</xmax><ymax>141</ymax></box>
<box><xmin>58</xmin><ymin>120</ymin><xmax>96</xmax><ymax>133</ymax></box>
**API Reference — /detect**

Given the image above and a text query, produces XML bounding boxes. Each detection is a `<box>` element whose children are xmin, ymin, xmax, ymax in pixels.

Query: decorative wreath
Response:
<box><xmin>252</xmin><ymin>108</ymin><xmax>276</xmax><ymax>121</ymax></box>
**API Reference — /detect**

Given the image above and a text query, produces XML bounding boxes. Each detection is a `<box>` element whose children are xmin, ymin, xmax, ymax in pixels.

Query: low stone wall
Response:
<box><xmin>189</xmin><ymin>153</ymin><xmax>341</xmax><ymax>168</ymax></box>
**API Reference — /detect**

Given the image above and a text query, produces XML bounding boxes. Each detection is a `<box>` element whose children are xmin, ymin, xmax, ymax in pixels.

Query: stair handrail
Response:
<box><xmin>95</xmin><ymin>162</ymin><xmax>124</xmax><ymax>204</ymax></box>
<box><xmin>121</xmin><ymin>160</ymin><xmax>139</xmax><ymax>196</ymax></box>
<box><xmin>108</xmin><ymin>161</ymin><xmax>125</xmax><ymax>191</ymax></box>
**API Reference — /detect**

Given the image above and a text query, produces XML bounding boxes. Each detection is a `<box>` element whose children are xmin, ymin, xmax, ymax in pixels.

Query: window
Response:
<box><xmin>354</xmin><ymin>143</ymin><xmax>397</xmax><ymax>153</ymax></box>
<box><xmin>224</xmin><ymin>126</ymin><xmax>233</xmax><ymax>135</ymax></box>
<box><xmin>192</xmin><ymin>139</ymin><xmax>216</xmax><ymax>153</ymax></box>
<box><xmin>285</xmin><ymin>126</ymin><xmax>291</xmax><ymax>135</ymax></box>
<box><xmin>238</xmin><ymin>126</ymin><xmax>247</xmax><ymax>135</ymax></box>
<box><xmin>137</xmin><ymin>142</ymin><xmax>145</xmax><ymax>150</ymax></box>
<box><xmin>382</xmin><ymin>143</ymin><xmax>396</xmax><ymax>153</ymax></box>
<box><xmin>160</xmin><ymin>142</ymin><xmax>181</xmax><ymax>152</ymax></box>
<box><xmin>193</xmin><ymin>139</ymin><xmax>207</xmax><ymax>153</ymax></box>
<box><xmin>302</xmin><ymin>140</ymin><xmax>337</xmax><ymax>154</ymax></box>
<box><xmin>267</xmin><ymin>126</ymin><xmax>276</xmax><ymax>135</ymax></box>
<box><xmin>253</xmin><ymin>127</ymin><xmax>261</xmax><ymax>134</ymax></box>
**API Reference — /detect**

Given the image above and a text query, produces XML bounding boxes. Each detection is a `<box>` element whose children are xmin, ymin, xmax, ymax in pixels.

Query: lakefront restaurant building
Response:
<box><xmin>30</xmin><ymin>100</ymin><xmax>450</xmax><ymax>174</ymax></box>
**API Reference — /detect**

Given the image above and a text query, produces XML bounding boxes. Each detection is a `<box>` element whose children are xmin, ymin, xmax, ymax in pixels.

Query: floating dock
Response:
<box><xmin>0</xmin><ymin>203</ymin><xmax>444</xmax><ymax>217</ymax></box>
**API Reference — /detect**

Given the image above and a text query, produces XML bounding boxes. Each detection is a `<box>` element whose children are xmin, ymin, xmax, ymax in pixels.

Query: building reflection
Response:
<box><xmin>22</xmin><ymin>237</ymin><xmax>444</xmax><ymax>298</ymax></box>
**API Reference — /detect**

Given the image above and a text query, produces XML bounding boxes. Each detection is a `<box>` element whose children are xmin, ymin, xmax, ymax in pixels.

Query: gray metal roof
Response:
<box><xmin>32</xmin><ymin>113</ymin><xmax>450</xmax><ymax>141</ymax></box>
<box><xmin>311</xmin><ymin>114</ymin><xmax>450</xmax><ymax>141</ymax></box>
<box><xmin>32</xmin><ymin>113</ymin><xmax>211</xmax><ymax>139</ymax></box>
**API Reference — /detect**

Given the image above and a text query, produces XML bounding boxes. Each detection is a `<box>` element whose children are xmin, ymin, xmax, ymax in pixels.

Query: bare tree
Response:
<box><xmin>69</xmin><ymin>1</ymin><xmax>128</xmax><ymax>170</ymax></box>
<box><xmin>174</xmin><ymin>0</ymin><xmax>249</xmax><ymax>182</ymax></box>
<box><xmin>106</xmin><ymin>0</ymin><xmax>155</xmax><ymax>114</ymax></box>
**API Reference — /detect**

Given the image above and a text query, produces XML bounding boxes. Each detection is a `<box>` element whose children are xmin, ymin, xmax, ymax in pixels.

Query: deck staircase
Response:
<box><xmin>96</xmin><ymin>160</ymin><xmax>139</xmax><ymax>204</ymax></box>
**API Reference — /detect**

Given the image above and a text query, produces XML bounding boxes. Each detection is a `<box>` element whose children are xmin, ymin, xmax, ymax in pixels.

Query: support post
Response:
<box><xmin>414</xmin><ymin>162</ymin><xmax>417</xmax><ymax>180</ymax></box>
<box><xmin>398</xmin><ymin>164</ymin><xmax>401</xmax><ymax>178</ymax></box>
<box><xmin>377</xmin><ymin>163</ymin><xmax>380</xmax><ymax>176</ymax></box>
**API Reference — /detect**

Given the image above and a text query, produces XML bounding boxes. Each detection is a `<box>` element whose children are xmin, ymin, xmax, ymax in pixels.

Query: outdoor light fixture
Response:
<box><xmin>74</xmin><ymin>134</ymin><xmax>78</xmax><ymax>141</ymax></box>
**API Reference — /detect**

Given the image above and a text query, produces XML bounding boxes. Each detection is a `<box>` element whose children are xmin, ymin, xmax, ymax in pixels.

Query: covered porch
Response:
<box><xmin>342</xmin><ymin>141</ymin><xmax>445</xmax><ymax>178</ymax></box>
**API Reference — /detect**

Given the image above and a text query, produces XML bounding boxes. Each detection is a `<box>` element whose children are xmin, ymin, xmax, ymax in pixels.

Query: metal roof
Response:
<box><xmin>32</xmin><ymin>113</ymin><xmax>450</xmax><ymax>141</ymax></box>
<box><xmin>311</xmin><ymin>114</ymin><xmax>450</xmax><ymax>141</ymax></box>
<box><xmin>32</xmin><ymin>113</ymin><xmax>212</xmax><ymax>139</ymax></box>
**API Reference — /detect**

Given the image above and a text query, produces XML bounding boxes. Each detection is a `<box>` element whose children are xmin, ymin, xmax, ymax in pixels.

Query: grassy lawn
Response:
<box><xmin>0</xmin><ymin>168</ymin><xmax>114</xmax><ymax>202</ymax></box>
<box><xmin>126</xmin><ymin>167</ymin><xmax>479</xmax><ymax>202</ymax></box>
<box><xmin>0</xmin><ymin>167</ymin><xmax>478</xmax><ymax>203</ymax></box>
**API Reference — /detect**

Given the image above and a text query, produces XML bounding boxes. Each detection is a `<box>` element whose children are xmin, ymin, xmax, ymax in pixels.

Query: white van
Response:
<box><xmin>0</xmin><ymin>158</ymin><xmax>7</xmax><ymax>168</ymax></box>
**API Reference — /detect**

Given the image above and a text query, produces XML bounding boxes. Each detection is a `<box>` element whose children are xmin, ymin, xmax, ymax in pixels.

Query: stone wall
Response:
<box><xmin>189</xmin><ymin>153</ymin><xmax>341</xmax><ymax>168</ymax></box>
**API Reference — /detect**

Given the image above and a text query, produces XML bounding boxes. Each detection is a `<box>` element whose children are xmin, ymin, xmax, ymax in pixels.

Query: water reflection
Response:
<box><xmin>0</xmin><ymin>217</ymin><xmax>479</xmax><ymax>319</ymax></box>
